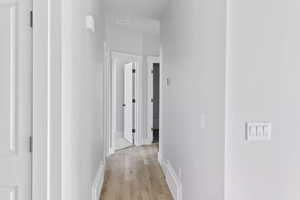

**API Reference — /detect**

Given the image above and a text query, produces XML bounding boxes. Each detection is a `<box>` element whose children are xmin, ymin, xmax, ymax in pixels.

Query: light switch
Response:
<box><xmin>86</xmin><ymin>15</ymin><xmax>95</xmax><ymax>32</ymax></box>
<box><xmin>246</xmin><ymin>122</ymin><xmax>271</xmax><ymax>141</ymax></box>
<box><xmin>166</xmin><ymin>77</ymin><xmax>171</xmax><ymax>87</ymax></box>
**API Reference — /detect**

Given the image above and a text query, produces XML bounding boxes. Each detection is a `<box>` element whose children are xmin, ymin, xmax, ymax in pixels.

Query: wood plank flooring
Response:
<box><xmin>100</xmin><ymin>145</ymin><xmax>173</xmax><ymax>200</ymax></box>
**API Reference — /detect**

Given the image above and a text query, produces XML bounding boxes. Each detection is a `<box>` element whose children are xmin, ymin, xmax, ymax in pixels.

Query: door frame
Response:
<box><xmin>107</xmin><ymin>51</ymin><xmax>143</xmax><ymax>155</ymax></box>
<box><xmin>103</xmin><ymin>43</ymin><xmax>113</xmax><ymax>157</ymax></box>
<box><xmin>145</xmin><ymin>56</ymin><xmax>160</xmax><ymax>144</ymax></box>
<box><xmin>33</xmin><ymin>0</ymin><xmax>61</xmax><ymax>199</ymax></box>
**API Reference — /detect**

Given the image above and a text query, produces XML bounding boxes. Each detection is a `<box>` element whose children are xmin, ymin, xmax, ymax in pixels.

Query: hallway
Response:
<box><xmin>100</xmin><ymin>145</ymin><xmax>172</xmax><ymax>200</ymax></box>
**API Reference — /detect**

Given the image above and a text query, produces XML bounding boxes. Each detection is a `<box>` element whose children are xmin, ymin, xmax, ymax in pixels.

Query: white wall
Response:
<box><xmin>107</xmin><ymin>25</ymin><xmax>143</xmax><ymax>55</ymax></box>
<box><xmin>106</xmin><ymin>21</ymin><xmax>160</xmax><ymax>56</ymax></box>
<box><xmin>160</xmin><ymin>0</ymin><xmax>226</xmax><ymax>199</ymax></box>
<box><xmin>226</xmin><ymin>0</ymin><xmax>300</xmax><ymax>200</ymax></box>
<box><xmin>61</xmin><ymin>0</ymin><xmax>105</xmax><ymax>199</ymax></box>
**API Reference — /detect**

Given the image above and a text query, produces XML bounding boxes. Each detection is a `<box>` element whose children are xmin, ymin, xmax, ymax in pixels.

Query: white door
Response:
<box><xmin>0</xmin><ymin>0</ymin><xmax>32</xmax><ymax>199</ymax></box>
<box><xmin>123</xmin><ymin>63</ymin><xmax>134</xmax><ymax>144</ymax></box>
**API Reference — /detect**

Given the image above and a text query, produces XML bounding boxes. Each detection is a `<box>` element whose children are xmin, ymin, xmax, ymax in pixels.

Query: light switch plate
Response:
<box><xmin>246</xmin><ymin>122</ymin><xmax>271</xmax><ymax>141</ymax></box>
<box><xmin>166</xmin><ymin>77</ymin><xmax>171</xmax><ymax>87</ymax></box>
<box><xmin>86</xmin><ymin>15</ymin><xmax>95</xmax><ymax>32</ymax></box>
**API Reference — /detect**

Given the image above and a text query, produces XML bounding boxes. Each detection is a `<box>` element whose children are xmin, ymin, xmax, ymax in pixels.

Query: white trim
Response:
<box><xmin>111</xmin><ymin>58</ymin><xmax>117</xmax><ymax>155</ymax></box>
<box><xmin>92</xmin><ymin>161</ymin><xmax>106</xmax><ymax>200</ymax></box>
<box><xmin>104</xmin><ymin>43</ymin><xmax>112</xmax><ymax>158</ymax></box>
<box><xmin>145</xmin><ymin>56</ymin><xmax>160</xmax><ymax>145</ymax></box>
<box><xmin>33</xmin><ymin>0</ymin><xmax>62</xmax><ymax>199</ymax></box>
<box><xmin>159</xmin><ymin>154</ymin><xmax>183</xmax><ymax>200</ymax></box>
<box><xmin>224</xmin><ymin>0</ymin><xmax>231</xmax><ymax>199</ymax></box>
<box><xmin>158</xmin><ymin>47</ymin><xmax>164</xmax><ymax>165</ymax></box>
<box><xmin>158</xmin><ymin>151</ymin><xmax>163</xmax><ymax>165</ymax></box>
<box><xmin>135</xmin><ymin>57</ymin><xmax>143</xmax><ymax>146</ymax></box>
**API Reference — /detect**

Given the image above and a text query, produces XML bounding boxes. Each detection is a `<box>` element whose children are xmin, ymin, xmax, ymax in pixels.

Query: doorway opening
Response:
<box><xmin>111</xmin><ymin>52</ymin><xmax>142</xmax><ymax>152</ymax></box>
<box><xmin>147</xmin><ymin>57</ymin><xmax>160</xmax><ymax>145</ymax></box>
<box><xmin>152</xmin><ymin>63</ymin><xmax>160</xmax><ymax>143</ymax></box>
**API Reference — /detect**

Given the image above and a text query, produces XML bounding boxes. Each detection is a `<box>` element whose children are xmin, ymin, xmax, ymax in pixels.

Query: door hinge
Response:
<box><xmin>29</xmin><ymin>136</ymin><xmax>33</xmax><ymax>153</ymax></box>
<box><xmin>30</xmin><ymin>11</ymin><xmax>33</xmax><ymax>28</ymax></box>
<box><xmin>151</xmin><ymin>98</ymin><xmax>154</xmax><ymax>103</ymax></box>
<box><xmin>132</xmin><ymin>69</ymin><xmax>136</xmax><ymax>73</ymax></box>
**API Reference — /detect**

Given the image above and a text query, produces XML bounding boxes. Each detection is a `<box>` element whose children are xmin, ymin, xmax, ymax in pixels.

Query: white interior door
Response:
<box><xmin>123</xmin><ymin>63</ymin><xmax>134</xmax><ymax>144</ymax></box>
<box><xmin>0</xmin><ymin>0</ymin><xmax>32</xmax><ymax>199</ymax></box>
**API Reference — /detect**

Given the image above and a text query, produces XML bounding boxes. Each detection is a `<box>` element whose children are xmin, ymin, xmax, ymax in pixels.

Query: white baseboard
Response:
<box><xmin>158</xmin><ymin>151</ymin><xmax>163</xmax><ymax>165</ymax></box>
<box><xmin>109</xmin><ymin>147</ymin><xmax>115</xmax><ymax>156</ymax></box>
<box><xmin>115</xmin><ymin>131</ymin><xmax>123</xmax><ymax>137</ymax></box>
<box><xmin>159</xmin><ymin>153</ymin><xmax>182</xmax><ymax>200</ymax></box>
<box><xmin>92</xmin><ymin>161</ymin><xmax>106</xmax><ymax>200</ymax></box>
<box><xmin>143</xmin><ymin>129</ymin><xmax>153</xmax><ymax>145</ymax></box>
<box><xmin>144</xmin><ymin>137</ymin><xmax>153</xmax><ymax>145</ymax></box>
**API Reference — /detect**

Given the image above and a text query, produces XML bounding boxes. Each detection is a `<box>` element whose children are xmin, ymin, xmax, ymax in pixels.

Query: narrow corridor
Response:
<box><xmin>100</xmin><ymin>145</ymin><xmax>172</xmax><ymax>200</ymax></box>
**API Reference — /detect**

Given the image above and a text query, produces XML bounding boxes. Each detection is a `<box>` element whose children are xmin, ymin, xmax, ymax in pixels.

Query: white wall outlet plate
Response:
<box><xmin>246</xmin><ymin>122</ymin><xmax>271</xmax><ymax>141</ymax></box>
<box><xmin>86</xmin><ymin>15</ymin><xmax>96</xmax><ymax>32</ymax></box>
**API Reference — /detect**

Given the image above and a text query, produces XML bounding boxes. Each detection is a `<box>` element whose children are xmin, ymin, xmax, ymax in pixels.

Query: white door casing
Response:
<box><xmin>123</xmin><ymin>63</ymin><xmax>134</xmax><ymax>144</ymax></box>
<box><xmin>0</xmin><ymin>0</ymin><xmax>32</xmax><ymax>199</ymax></box>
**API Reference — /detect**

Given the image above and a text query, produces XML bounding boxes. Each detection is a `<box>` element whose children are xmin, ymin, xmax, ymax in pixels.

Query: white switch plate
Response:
<box><xmin>166</xmin><ymin>77</ymin><xmax>171</xmax><ymax>87</ymax></box>
<box><xmin>86</xmin><ymin>15</ymin><xmax>95</xmax><ymax>32</ymax></box>
<box><xmin>246</xmin><ymin>122</ymin><xmax>271</xmax><ymax>141</ymax></box>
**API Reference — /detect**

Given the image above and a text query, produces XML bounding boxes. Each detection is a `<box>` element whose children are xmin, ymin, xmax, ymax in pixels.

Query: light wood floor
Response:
<box><xmin>100</xmin><ymin>145</ymin><xmax>173</xmax><ymax>200</ymax></box>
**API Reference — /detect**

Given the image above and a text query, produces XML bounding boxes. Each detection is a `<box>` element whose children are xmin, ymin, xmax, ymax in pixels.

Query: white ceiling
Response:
<box><xmin>104</xmin><ymin>0</ymin><xmax>169</xmax><ymax>20</ymax></box>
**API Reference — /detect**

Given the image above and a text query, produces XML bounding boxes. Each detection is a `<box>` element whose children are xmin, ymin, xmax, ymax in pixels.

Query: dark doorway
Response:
<box><xmin>152</xmin><ymin>63</ymin><xmax>160</xmax><ymax>143</ymax></box>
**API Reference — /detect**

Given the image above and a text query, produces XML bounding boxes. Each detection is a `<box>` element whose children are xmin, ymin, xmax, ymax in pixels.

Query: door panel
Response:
<box><xmin>0</xmin><ymin>0</ymin><xmax>32</xmax><ymax>199</ymax></box>
<box><xmin>123</xmin><ymin>63</ymin><xmax>133</xmax><ymax>144</ymax></box>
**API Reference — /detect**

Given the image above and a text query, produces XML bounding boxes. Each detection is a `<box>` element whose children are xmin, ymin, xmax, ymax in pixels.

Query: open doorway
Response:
<box><xmin>147</xmin><ymin>57</ymin><xmax>160</xmax><ymax>144</ymax></box>
<box><xmin>111</xmin><ymin>52</ymin><xmax>142</xmax><ymax>152</ymax></box>
<box><xmin>152</xmin><ymin>63</ymin><xmax>160</xmax><ymax>143</ymax></box>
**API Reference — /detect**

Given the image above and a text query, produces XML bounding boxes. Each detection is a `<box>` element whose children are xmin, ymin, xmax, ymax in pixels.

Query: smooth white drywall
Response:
<box><xmin>107</xmin><ymin>24</ymin><xmax>143</xmax><ymax>55</ymax></box>
<box><xmin>105</xmin><ymin>21</ymin><xmax>160</xmax><ymax>56</ymax></box>
<box><xmin>142</xmin><ymin>33</ymin><xmax>160</xmax><ymax>56</ymax></box>
<box><xmin>160</xmin><ymin>0</ymin><xmax>226</xmax><ymax>199</ymax></box>
<box><xmin>226</xmin><ymin>0</ymin><xmax>300</xmax><ymax>199</ymax></box>
<box><xmin>62</xmin><ymin>0</ymin><xmax>105</xmax><ymax>199</ymax></box>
